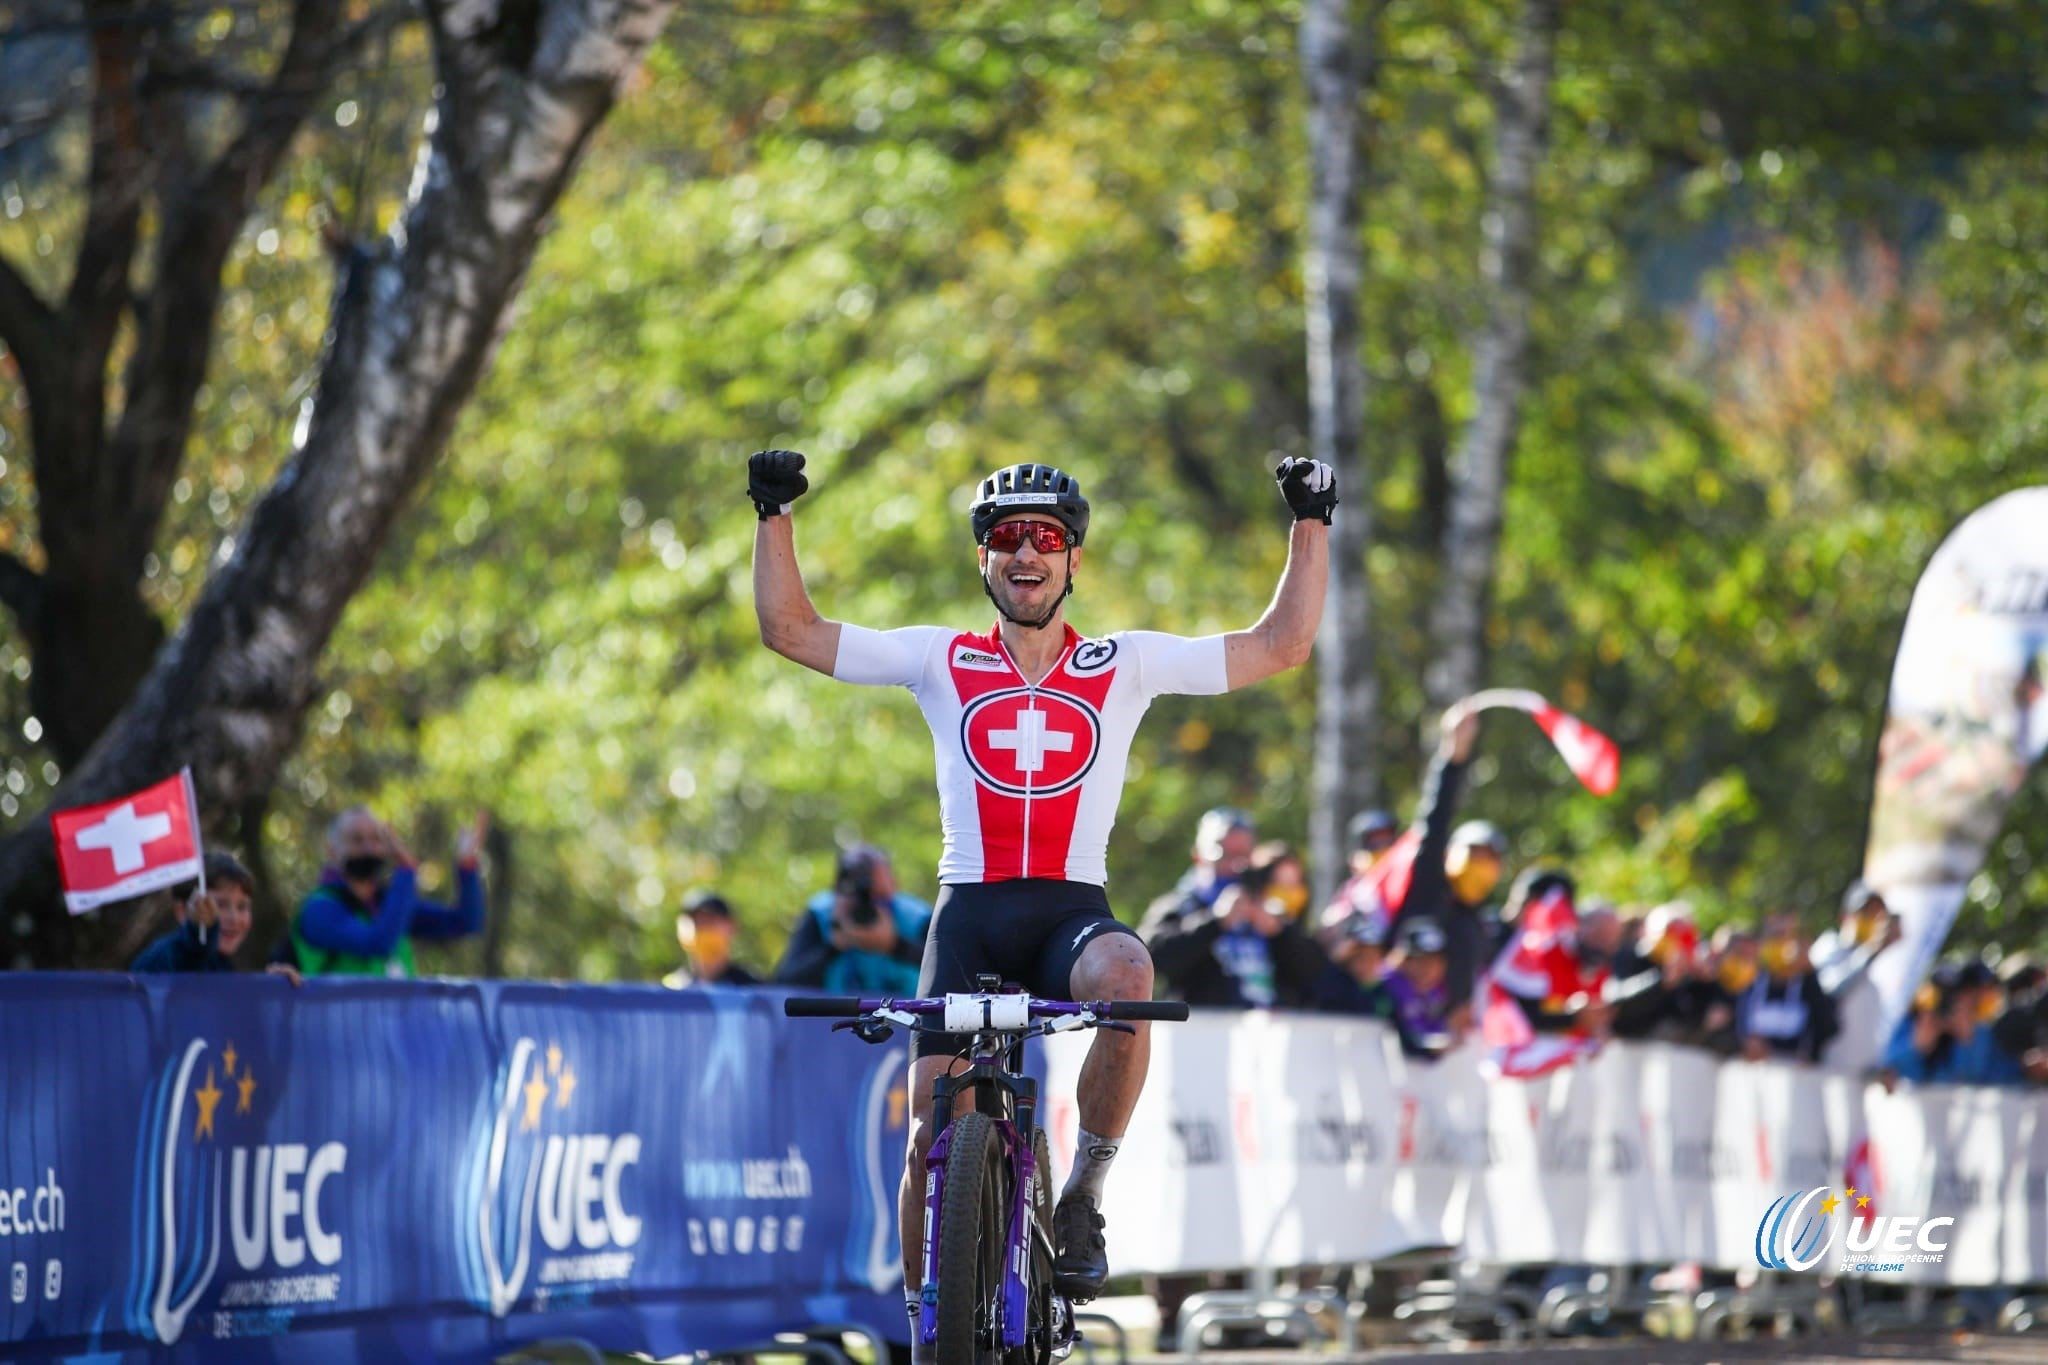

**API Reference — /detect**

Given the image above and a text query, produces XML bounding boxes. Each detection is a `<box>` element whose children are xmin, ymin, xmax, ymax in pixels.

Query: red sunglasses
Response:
<box><xmin>982</xmin><ymin>520</ymin><xmax>1073</xmax><ymax>554</ymax></box>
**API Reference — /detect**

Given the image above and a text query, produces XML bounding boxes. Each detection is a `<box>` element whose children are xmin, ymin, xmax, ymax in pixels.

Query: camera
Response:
<box><xmin>836</xmin><ymin>847</ymin><xmax>882</xmax><ymax>927</ymax></box>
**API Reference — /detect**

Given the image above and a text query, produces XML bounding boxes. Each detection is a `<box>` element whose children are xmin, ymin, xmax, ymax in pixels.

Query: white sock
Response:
<box><xmin>1062</xmin><ymin>1127</ymin><xmax>1120</xmax><ymax>1204</ymax></box>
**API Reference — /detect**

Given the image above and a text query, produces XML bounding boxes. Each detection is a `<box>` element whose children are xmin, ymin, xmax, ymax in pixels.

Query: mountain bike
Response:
<box><xmin>786</xmin><ymin>978</ymin><xmax>1187</xmax><ymax>1363</ymax></box>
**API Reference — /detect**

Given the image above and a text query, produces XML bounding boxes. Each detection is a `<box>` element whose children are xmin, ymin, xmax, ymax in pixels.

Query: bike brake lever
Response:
<box><xmin>1098</xmin><ymin>1021</ymin><xmax>1136</xmax><ymax>1037</ymax></box>
<box><xmin>833</xmin><ymin>1019</ymin><xmax>898</xmax><ymax>1045</ymax></box>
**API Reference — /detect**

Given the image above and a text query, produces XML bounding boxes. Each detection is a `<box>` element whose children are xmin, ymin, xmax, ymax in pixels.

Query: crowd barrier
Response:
<box><xmin>0</xmin><ymin>975</ymin><xmax>910</xmax><ymax>1361</ymax></box>
<box><xmin>1043</xmin><ymin>1010</ymin><xmax>2048</xmax><ymax>1286</ymax></box>
<box><xmin>8</xmin><ymin>980</ymin><xmax>2045</xmax><ymax>1362</ymax></box>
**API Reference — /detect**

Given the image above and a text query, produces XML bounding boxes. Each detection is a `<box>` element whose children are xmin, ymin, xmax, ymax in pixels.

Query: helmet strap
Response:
<box><xmin>981</xmin><ymin>550</ymin><xmax>1074</xmax><ymax>631</ymax></box>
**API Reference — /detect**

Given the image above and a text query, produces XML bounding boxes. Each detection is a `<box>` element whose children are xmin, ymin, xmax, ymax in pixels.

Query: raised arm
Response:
<box><xmin>1223</xmin><ymin>458</ymin><xmax>1335</xmax><ymax>690</ymax></box>
<box><xmin>749</xmin><ymin>449</ymin><xmax>843</xmax><ymax>676</ymax></box>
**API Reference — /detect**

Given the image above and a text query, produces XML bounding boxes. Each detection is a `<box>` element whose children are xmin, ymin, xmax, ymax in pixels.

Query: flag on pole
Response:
<box><xmin>1464</xmin><ymin>688</ymin><xmax>1622</xmax><ymax>796</ymax></box>
<box><xmin>51</xmin><ymin>769</ymin><xmax>204</xmax><ymax>915</ymax></box>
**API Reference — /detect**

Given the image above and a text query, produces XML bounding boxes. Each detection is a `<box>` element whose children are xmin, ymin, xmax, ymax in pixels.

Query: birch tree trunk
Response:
<box><xmin>0</xmin><ymin>0</ymin><xmax>676</xmax><ymax>966</ymax></box>
<box><xmin>1301</xmin><ymin>0</ymin><xmax>1379</xmax><ymax>907</ymax></box>
<box><xmin>1426</xmin><ymin>0</ymin><xmax>1560</xmax><ymax>712</ymax></box>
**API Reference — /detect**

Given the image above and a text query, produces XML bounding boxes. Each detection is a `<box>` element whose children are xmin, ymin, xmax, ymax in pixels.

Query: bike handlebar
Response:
<box><xmin>782</xmin><ymin>996</ymin><xmax>866</xmax><ymax>1017</ymax></box>
<box><xmin>782</xmin><ymin>993</ymin><xmax>1189</xmax><ymax>1023</ymax></box>
<box><xmin>1094</xmin><ymin>1000</ymin><xmax>1189</xmax><ymax>1022</ymax></box>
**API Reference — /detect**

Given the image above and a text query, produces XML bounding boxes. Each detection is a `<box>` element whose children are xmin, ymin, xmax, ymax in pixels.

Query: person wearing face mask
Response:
<box><xmin>1611</xmin><ymin>903</ymin><xmax>1737</xmax><ymax>1051</ymax></box>
<box><xmin>1146</xmin><ymin>859</ymin><xmax>1329</xmax><ymax>1009</ymax></box>
<box><xmin>1330</xmin><ymin>702</ymin><xmax>1497</xmax><ymax>1010</ymax></box>
<box><xmin>663</xmin><ymin>890</ymin><xmax>761</xmax><ymax>989</ymax></box>
<box><xmin>1811</xmin><ymin>879</ymin><xmax>1904</xmax><ymax>1071</ymax></box>
<box><xmin>1251</xmin><ymin>841</ymin><xmax>1312</xmax><ymax>924</ymax></box>
<box><xmin>132</xmin><ymin>852</ymin><xmax>300</xmax><ymax>981</ymax></box>
<box><xmin>1735</xmin><ymin>914</ymin><xmax>1839</xmax><ymax>1063</ymax></box>
<box><xmin>288</xmin><ymin>806</ymin><xmax>488</xmax><ymax>977</ymax></box>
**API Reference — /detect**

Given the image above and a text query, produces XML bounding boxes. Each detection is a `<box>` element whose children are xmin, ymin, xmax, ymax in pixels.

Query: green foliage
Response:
<box><xmin>3</xmin><ymin>0</ymin><xmax>2044</xmax><ymax>974</ymax></box>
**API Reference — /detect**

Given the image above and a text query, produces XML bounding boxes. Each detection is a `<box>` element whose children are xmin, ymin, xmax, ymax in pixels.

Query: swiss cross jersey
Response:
<box><xmin>834</xmin><ymin>622</ymin><xmax>1230</xmax><ymax>885</ymax></box>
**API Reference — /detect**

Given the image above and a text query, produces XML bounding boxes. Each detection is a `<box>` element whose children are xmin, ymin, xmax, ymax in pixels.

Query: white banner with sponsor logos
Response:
<box><xmin>1042</xmin><ymin>1012</ymin><xmax>2046</xmax><ymax>1286</ymax></box>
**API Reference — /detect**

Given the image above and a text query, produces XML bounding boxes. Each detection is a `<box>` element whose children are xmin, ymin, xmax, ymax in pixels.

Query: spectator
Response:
<box><xmin>1311</xmin><ymin>903</ymin><xmax>1391</xmax><ymax>1013</ymax></box>
<box><xmin>1812</xmin><ymin>879</ymin><xmax>1903</xmax><ymax>1071</ymax></box>
<box><xmin>132</xmin><ymin>852</ymin><xmax>299</xmax><ymax>982</ymax></box>
<box><xmin>1712</xmin><ymin>926</ymin><xmax>1760</xmax><ymax>998</ymax></box>
<box><xmin>1339</xmin><ymin>703</ymin><xmax>1495</xmax><ymax>1008</ymax></box>
<box><xmin>1883</xmin><ymin>962</ymin><xmax>2024</xmax><ymax>1086</ymax></box>
<box><xmin>289</xmin><ymin>808</ymin><xmax>487</xmax><ymax>977</ymax></box>
<box><xmin>775</xmin><ymin>843</ymin><xmax>931</xmax><ymax>995</ymax></box>
<box><xmin>1146</xmin><ymin>859</ymin><xmax>1328</xmax><ymax>1009</ymax></box>
<box><xmin>663</xmin><ymin>889</ymin><xmax>761</xmax><ymax>989</ymax></box>
<box><xmin>1347</xmin><ymin>808</ymin><xmax>1399</xmax><ymax>868</ymax></box>
<box><xmin>1991</xmin><ymin>959</ymin><xmax>2048</xmax><ymax>1083</ymax></box>
<box><xmin>1251</xmin><ymin>841</ymin><xmax>1311</xmax><ymax>925</ymax></box>
<box><xmin>1610</xmin><ymin>903</ymin><xmax>1735</xmax><ymax>1051</ymax></box>
<box><xmin>1486</xmin><ymin>870</ymin><xmax>1613</xmax><ymax>1040</ymax></box>
<box><xmin>1317</xmin><ymin>916</ymin><xmax>1467</xmax><ymax>1059</ymax></box>
<box><xmin>1734</xmin><ymin>914</ymin><xmax>1838</xmax><ymax>1063</ymax></box>
<box><xmin>1320</xmin><ymin>809</ymin><xmax>1402</xmax><ymax>935</ymax></box>
<box><xmin>1171</xmin><ymin>807</ymin><xmax>1258</xmax><ymax>911</ymax></box>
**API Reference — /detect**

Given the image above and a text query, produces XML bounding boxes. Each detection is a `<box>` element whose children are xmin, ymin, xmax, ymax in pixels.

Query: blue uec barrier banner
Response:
<box><xmin>0</xmin><ymin>974</ymin><xmax>911</xmax><ymax>1361</ymax></box>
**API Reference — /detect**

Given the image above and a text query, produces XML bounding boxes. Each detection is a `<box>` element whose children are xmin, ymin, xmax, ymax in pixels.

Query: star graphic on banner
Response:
<box><xmin>222</xmin><ymin>1042</ymin><xmax>239</xmax><ymax>1077</ymax></box>
<box><xmin>1845</xmin><ymin>1185</ymin><xmax>1857</xmax><ymax>1198</ymax></box>
<box><xmin>554</xmin><ymin>1063</ymin><xmax>577</xmax><ymax>1110</ymax></box>
<box><xmin>1819</xmin><ymin>1194</ymin><xmax>1840</xmax><ymax>1215</ymax></box>
<box><xmin>194</xmin><ymin>1066</ymin><xmax>224</xmax><ymax>1141</ymax></box>
<box><xmin>547</xmin><ymin>1043</ymin><xmax>563</xmax><ymax>1077</ymax></box>
<box><xmin>520</xmin><ymin>1065</ymin><xmax>550</xmax><ymax>1131</ymax></box>
<box><xmin>1857</xmin><ymin>1194</ymin><xmax>1872</xmax><ymax>1209</ymax></box>
<box><xmin>237</xmin><ymin>1068</ymin><xmax>258</xmax><ymax>1115</ymax></box>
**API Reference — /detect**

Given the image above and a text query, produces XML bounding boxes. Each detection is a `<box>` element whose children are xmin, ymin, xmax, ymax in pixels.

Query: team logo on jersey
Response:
<box><xmin>952</xmin><ymin>645</ymin><xmax>1009</xmax><ymax>674</ymax></box>
<box><xmin>1068</xmin><ymin>638</ymin><xmax>1118</xmax><ymax>675</ymax></box>
<box><xmin>959</xmin><ymin>689</ymin><xmax>1102</xmax><ymax>797</ymax></box>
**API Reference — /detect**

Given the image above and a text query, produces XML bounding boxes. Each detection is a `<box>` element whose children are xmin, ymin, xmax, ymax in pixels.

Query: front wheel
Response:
<box><xmin>935</xmin><ymin>1110</ymin><xmax>1010</xmax><ymax>1364</ymax></box>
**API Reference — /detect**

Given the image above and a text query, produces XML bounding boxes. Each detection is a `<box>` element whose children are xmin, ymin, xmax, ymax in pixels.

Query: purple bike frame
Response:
<box><xmin>868</xmin><ymin>996</ymin><xmax>1074</xmax><ymax>1351</ymax></box>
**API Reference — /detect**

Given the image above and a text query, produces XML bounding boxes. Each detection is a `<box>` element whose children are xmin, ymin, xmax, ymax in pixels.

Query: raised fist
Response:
<box><xmin>1274</xmin><ymin>457</ymin><xmax>1337</xmax><ymax>524</ymax></box>
<box><xmin>748</xmin><ymin>449</ymin><xmax>810</xmax><ymax>520</ymax></box>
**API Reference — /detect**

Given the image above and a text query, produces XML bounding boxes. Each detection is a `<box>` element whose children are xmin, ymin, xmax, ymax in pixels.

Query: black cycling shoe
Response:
<box><xmin>1052</xmin><ymin>1195</ymin><xmax>1108</xmax><ymax>1301</ymax></box>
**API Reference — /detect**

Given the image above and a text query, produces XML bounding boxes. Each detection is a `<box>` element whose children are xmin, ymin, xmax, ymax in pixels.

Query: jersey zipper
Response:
<box><xmin>997</xmin><ymin>633</ymin><xmax>1073</xmax><ymax>879</ymax></box>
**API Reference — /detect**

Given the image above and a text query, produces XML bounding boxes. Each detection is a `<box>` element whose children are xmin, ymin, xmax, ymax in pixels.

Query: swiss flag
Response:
<box><xmin>52</xmin><ymin>769</ymin><xmax>204</xmax><ymax>915</ymax></box>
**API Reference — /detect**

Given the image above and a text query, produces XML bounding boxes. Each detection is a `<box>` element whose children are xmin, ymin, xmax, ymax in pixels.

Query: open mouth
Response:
<box><xmin>1006</xmin><ymin>570</ymin><xmax>1047</xmax><ymax>590</ymax></box>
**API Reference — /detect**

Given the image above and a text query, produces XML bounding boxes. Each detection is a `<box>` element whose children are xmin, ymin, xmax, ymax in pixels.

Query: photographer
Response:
<box><xmin>774</xmin><ymin>843</ymin><xmax>932</xmax><ymax>995</ymax></box>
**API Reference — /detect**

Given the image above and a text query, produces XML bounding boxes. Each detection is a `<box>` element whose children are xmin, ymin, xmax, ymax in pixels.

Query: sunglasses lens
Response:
<box><xmin>986</xmin><ymin>521</ymin><xmax>1069</xmax><ymax>553</ymax></box>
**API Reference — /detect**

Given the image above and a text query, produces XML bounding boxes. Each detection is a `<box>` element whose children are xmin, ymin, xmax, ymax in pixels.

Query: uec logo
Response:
<box><xmin>1755</xmin><ymin>1186</ymin><xmax>1954</xmax><ymax>1271</ymax></box>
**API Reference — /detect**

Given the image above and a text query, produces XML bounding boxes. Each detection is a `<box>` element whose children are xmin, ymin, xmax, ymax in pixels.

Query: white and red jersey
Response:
<box><xmin>833</xmin><ymin>621</ymin><xmax>1229</xmax><ymax>885</ymax></box>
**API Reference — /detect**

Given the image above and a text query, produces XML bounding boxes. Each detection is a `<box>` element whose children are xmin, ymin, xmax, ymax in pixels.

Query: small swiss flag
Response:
<box><xmin>52</xmin><ymin>769</ymin><xmax>204</xmax><ymax>915</ymax></box>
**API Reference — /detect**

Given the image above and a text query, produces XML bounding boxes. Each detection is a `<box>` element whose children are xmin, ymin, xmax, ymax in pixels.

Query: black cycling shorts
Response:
<box><xmin>913</xmin><ymin>878</ymin><xmax>1143</xmax><ymax>1059</ymax></box>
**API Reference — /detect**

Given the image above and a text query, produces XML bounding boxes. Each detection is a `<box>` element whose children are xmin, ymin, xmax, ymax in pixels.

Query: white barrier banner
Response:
<box><xmin>1043</xmin><ymin>1012</ymin><xmax>2044</xmax><ymax>1286</ymax></box>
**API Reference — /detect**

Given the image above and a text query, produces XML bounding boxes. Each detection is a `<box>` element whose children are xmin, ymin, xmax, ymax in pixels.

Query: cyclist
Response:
<box><xmin>749</xmin><ymin>449</ymin><xmax>1335</xmax><ymax>1343</ymax></box>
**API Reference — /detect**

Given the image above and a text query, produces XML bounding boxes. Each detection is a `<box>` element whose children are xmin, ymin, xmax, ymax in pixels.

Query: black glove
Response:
<box><xmin>1274</xmin><ymin>456</ymin><xmax>1337</xmax><ymax>524</ymax></box>
<box><xmin>748</xmin><ymin>449</ymin><xmax>810</xmax><ymax>520</ymax></box>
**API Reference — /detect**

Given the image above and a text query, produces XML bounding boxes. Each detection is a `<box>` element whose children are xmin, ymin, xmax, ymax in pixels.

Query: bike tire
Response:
<box><xmin>935</xmin><ymin>1110</ymin><xmax>1009</xmax><ymax>1365</ymax></box>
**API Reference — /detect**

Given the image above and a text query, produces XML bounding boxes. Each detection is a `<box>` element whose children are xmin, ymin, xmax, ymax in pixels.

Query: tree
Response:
<box><xmin>1300</xmin><ymin>0</ymin><xmax>1380</xmax><ymax>904</ymax></box>
<box><xmin>0</xmin><ymin>0</ymin><xmax>678</xmax><ymax>965</ymax></box>
<box><xmin>0</xmin><ymin>0</ymin><xmax>392</xmax><ymax>772</ymax></box>
<box><xmin>1424</xmin><ymin>0</ymin><xmax>1557</xmax><ymax>711</ymax></box>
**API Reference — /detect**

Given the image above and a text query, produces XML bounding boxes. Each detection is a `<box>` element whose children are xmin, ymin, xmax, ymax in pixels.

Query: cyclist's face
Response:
<box><xmin>979</xmin><ymin>513</ymin><xmax>1081</xmax><ymax>619</ymax></box>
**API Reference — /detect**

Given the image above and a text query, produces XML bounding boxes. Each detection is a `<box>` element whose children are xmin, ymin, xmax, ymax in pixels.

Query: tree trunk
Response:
<box><xmin>1302</xmin><ymin>0</ymin><xmax>1380</xmax><ymax>908</ymax></box>
<box><xmin>0</xmin><ymin>0</ymin><xmax>678</xmax><ymax>967</ymax></box>
<box><xmin>1426</xmin><ymin>0</ymin><xmax>1560</xmax><ymax>711</ymax></box>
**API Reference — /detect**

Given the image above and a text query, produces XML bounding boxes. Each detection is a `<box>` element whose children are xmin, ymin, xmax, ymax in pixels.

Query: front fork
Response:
<box><xmin>918</xmin><ymin>1065</ymin><xmax>1046</xmax><ymax>1350</ymax></box>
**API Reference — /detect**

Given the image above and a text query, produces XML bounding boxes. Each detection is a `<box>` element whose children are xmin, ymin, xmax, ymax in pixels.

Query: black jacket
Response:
<box><xmin>1389</xmin><ymin>751</ymin><xmax>1488</xmax><ymax>1007</ymax></box>
<box><xmin>1143</xmin><ymin>894</ymin><xmax>1329</xmax><ymax>1009</ymax></box>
